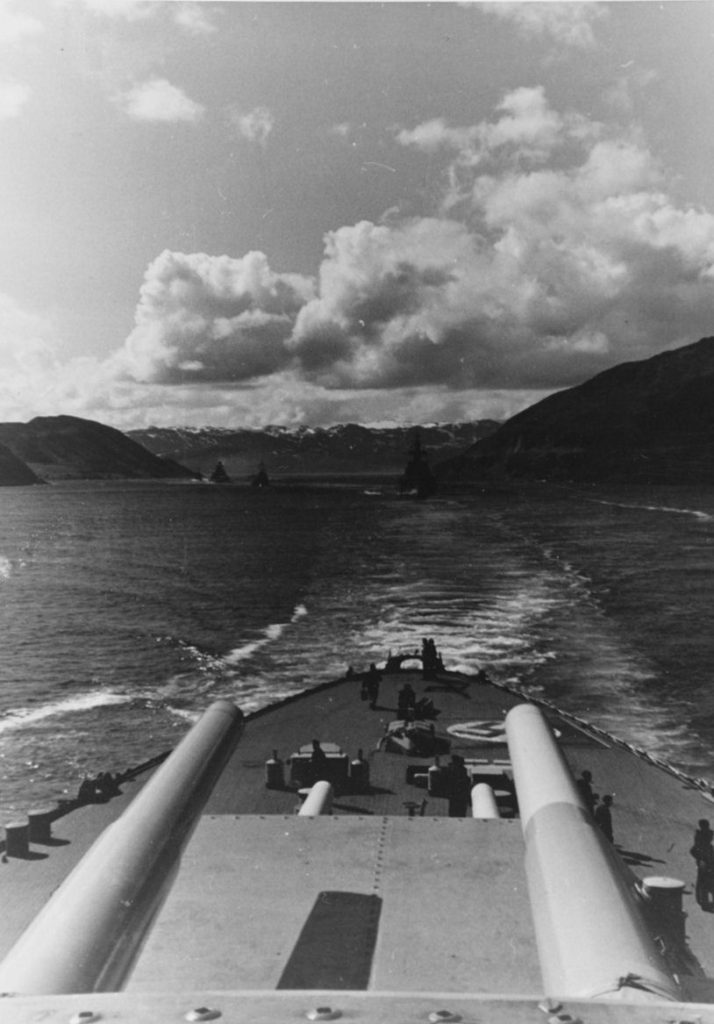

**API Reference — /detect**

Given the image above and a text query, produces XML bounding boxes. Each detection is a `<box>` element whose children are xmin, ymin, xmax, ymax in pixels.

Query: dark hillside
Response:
<box><xmin>438</xmin><ymin>336</ymin><xmax>714</xmax><ymax>485</ymax></box>
<box><xmin>0</xmin><ymin>416</ymin><xmax>196</xmax><ymax>482</ymax></box>
<box><xmin>0</xmin><ymin>443</ymin><xmax>43</xmax><ymax>486</ymax></box>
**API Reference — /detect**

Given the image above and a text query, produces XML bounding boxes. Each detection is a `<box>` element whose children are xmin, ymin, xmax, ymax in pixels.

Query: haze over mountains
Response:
<box><xmin>1</xmin><ymin>336</ymin><xmax>713</xmax><ymax>486</ymax></box>
<box><xmin>128</xmin><ymin>422</ymin><xmax>499</xmax><ymax>480</ymax></box>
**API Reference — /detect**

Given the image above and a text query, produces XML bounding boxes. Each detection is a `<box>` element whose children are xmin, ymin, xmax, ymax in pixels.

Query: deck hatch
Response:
<box><xmin>277</xmin><ymin>891</ymin><xmax>381</xmax><ymax>990</ymax></box>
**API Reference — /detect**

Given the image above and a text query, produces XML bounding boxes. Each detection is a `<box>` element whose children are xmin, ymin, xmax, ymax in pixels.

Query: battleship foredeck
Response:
<box><xmin>4</xmin><ymin>659</ymin><xmax>714</xmax><ymax>1022</ymax></box>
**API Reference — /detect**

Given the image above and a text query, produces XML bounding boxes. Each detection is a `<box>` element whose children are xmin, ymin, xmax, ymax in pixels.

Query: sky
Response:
<box><xmin>3</xmin><ymin>1</ymin><xmax>714</xmax><ymax>430</ymax></box>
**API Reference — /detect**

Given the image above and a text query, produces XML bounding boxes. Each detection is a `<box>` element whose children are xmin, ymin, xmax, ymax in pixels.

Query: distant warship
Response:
<box><xmin>398</xmin><ymin>431</ymin><xmax>437</xmax><ymax>498</ymax></box>
<box><xmin>251</xmin><ymin>461</ymin><xmax>270</xmax><ymax>487</ymax></box>
<box><xmin>209</xmin><ymin>460</ymin><xmax>230</xmax><ymax>483</ymax></box>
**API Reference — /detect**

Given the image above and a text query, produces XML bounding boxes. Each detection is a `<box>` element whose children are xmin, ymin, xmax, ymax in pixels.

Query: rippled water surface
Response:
<box><xmin>1</xmin><ymin>478</ymin><xmax>714</xmax><ymax>818</ymax></box>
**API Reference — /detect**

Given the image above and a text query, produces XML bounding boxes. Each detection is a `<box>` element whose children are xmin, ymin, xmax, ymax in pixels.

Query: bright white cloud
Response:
<box><xmin>103</xmin><ymin>87</ymin><xmax>714</xmax><ymax>406</ymax></box>
<box><xmin>396</xmin><ymin>118</ymin><xmax>480</xmax><ymax>156</ymax></box>
<box><xmin>484</xmin><ymin>2</ymin><xmax>607</xmax><ymax>50</ymax></box>
<box><xmin>73</xmin><ymin>0</ymin><xmax>216</xmax><ymax>32</ymax></box>
<box><xmin>397</xmin><ymin>87</ymin><xmax>586</xmax><ymax>194</ymax></box>
<box><xmin>70</xmin><ymin>0</ymin><xmax>154</xmax><ymax>21</ymax></box>
<box><xmin>0</xmin><ymin>293</ymin><xmax>63</xmax><ymax>419</ymax></box>
<box><xmin>173</xmin><ymin>3</ymin><xmax>216</xmax><ymax>35</ymax></box>
<box><xmin>288</xmin><ymin>91</ymin><xmax>714</xmax><ymax>393</ymax></box>
<box><xmin>119</xmin><ymin>249</ymin><xmax>315</xmax><ymax>384</ymax></box>
<box><xmin>0</xmin><ymin>294</ymin><xmax>58</xmax><ymax>372</ymax></box>
<box><xmin>0</xmin><ymin>81</ymin><xmax>29</xmax><ymax>118</ymax></box>
<box><xmin>117</xmin><ymin>77</ymin><xmax>204</xmax><ymax>123</ymax></box>
<box><xmin>10</xmin><ymin>85</ymin><xmax>714</xmax><ymax>431</ymax></box>
<box><xmin>234</xmin><ymin>106</ymin><xmax>274</xmax><ymax>147</ymax></box>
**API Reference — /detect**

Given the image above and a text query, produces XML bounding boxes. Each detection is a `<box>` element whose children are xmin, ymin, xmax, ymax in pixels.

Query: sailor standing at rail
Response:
<box><xmin>397</xmin><ymin>682</ymin><xmax>416</xmax><ymax>718</ymax></box>
<box><xmin>691</xmin><ymin>818</ymin><xmax>714</xmax><ymax>909</ymax></box>
<box><xmin>310</xmin><ymin>739</ymin><xmax>330</xmax><ymax>783</ymax></box>
<box><xmin>594</xmin><ymin>793</ymin><xmax>614</xmax><ymax>842</ymax></box>
<box><xmin>447</xmin><ymin>754</ymin><xmax>471</xmax><ymax>817</ymax></box>
<box><xmin>576</xmin><ymin>769</ymin><xmax>595</xmax><ymax>813</ymax></box>
<box><xmin>364</xmin><ymin>663</ymin><xmax>382</xmax><ymax>709</ymax></box>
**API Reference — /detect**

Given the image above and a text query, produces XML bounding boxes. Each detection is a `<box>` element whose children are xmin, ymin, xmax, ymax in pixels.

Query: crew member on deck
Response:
<box><xmin>398</xmin><ymin>682</ymin><xmax>416</xmax><ymax>718</ymax></box>
<box><xmin>310</xmin><ymin>739</ymin><xmax>330</xmax><ymax>782</ymax></box>
<box><xmin>576</xmin><ymin>770</ymin><xmax>595</xmax><ymax>813</ymax></box>
<box><xmin>691</xmin><ymin>819</ymin><xmax>714</xmax><ymax>909</ymax></box>
<box><xmin>364</xmin><ymin>663</ymin><xmax>382</xmax><ymax>709</ymax></box>
<box><xmin>447</xmin><ymin>754</ymin><xmax>471</xmax><ymax>817</ymax></box>
<box><xmin>594</xmin><ymin>793</ymin><xmax>614</xmax><ymax>842</ymax></box>
<box><xmin>421</xmin><ymin>637</ymin><xmax>439</xmax><ymax>679</ymax></box>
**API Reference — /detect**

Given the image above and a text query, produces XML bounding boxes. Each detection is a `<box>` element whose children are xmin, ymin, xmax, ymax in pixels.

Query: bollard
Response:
<box><xmin>350</xmin><ymin>749</ymin><xmax>370</xmax><ymax>793</ymax></box>
<box><xmin>28</xmin><ymin>806</ymin><xmax>57</xmax><ymax>844</ymax></box>
<box><xmin>5</xmin><ymin>820</ymin><xmax>29</xmax><ymax>858</ymax></box>
<box><xmin>641</xmin><ymin>876</ymin><xmax>686</xmax><ymax>943</ymax></box>
<box><xmin>427</xmin><ymin>756</ymin><xmax>445</xmax><ymax>796</ymax></box>
<box><xmin>265</xmin><ymin>750</ymin><xmax>284</xmax><ymax>789</ymax></box>
<box><xmin>471</xmin><ymin>783</ymin><xmax>500</xmax><ymax>819</ymax></box>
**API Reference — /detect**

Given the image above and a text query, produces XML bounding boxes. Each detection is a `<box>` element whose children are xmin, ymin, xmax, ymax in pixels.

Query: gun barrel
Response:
<box><xmin>298</xmin><ymin>780</ymin><xmax>334</xmax><ymax>815</ymax></box>
<box><xmin>0</xmin><ymin>699</ymin><xmax>243</xmax><ymax>995</ymax></box>
<box><xmin>505</xmin><ymin>703</ymin><xmax>680</xmax><ymax>1003</ymax></box>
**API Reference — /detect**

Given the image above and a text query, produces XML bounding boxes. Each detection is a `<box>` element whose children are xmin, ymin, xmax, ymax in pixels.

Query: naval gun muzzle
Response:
<box><xmin>505</xmin><ymin>703</ymin><xmax>681</xmax><ymax>1003</ymax></box>
<box><xmin>0</xmin><ymin>699</ymin><xmax>243</xmax><ymax>995</ymax></box>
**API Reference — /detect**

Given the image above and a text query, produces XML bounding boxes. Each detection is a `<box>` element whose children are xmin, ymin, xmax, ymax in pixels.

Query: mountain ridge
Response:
<box><xmin>0</xmin><ymin>415</ymin><xmax>197</xmax><ymax>484</ymax></box>
<box><xmin>437</xmin><ymin>336</ymin><xmax>714</xmax><ymax>485</ymax></box>
<box><xmin>128</xmin><ymin>421</ymin><xmax>501</xmax><ymax>478</ymax></box>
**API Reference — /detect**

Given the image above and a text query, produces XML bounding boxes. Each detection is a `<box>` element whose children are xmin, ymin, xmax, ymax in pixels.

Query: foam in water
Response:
<box><xmin>224</xmin><ymin>604</ymin><xmax>308</xmax><ymax>665</ymax></box>
<box><xmin>0</xmin><ymin>692</ymin><xmax>131</xmax><ymax>735</ymax></box>
<box><xmin>592</xmin><ymin>498</ymin><xmax>712</xmax><ymax>521</ymax></box>
<box><xmin>3</xmin><ymin>482</ymin><xmax>714</xmax><ymax>821</ymax></box>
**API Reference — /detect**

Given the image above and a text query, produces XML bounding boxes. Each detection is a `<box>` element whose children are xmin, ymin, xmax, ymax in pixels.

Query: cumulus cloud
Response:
<box><xmin>0</xmin><ymin>81</ymin><xmax>29</xmax><ymax>118</ymax></box>
<box><xmin>484</xmin><ymin>2</ymin><xmax>607</xmax><ymax>50</ymax></box>
<box><xmin>117</xmin><ymin>77</ymin><xmax>204</xmax><ymax>122</ymax></box>
<box><xmin>397</xmin><ymin>86</ymin><xmax>592</xmax><ymax>197</ymax></box>
<box><xmin>119</xmin><ymin>249</ymin><xmax>315</xmax><ymax>384</ymax></box>
<box><xmin>289</xmin><ymin>90</ymin><xmax>714</xmax><ymax>393</ymax></box>
<box><xmin>233</xmin><ymin>106</ymin><xmax>274</xmax><ymax>147</ymax></box>
<box><xmin>95</xmin><ymin>85</ymin><xmax>714</xmax><ymax>423</ymax></box>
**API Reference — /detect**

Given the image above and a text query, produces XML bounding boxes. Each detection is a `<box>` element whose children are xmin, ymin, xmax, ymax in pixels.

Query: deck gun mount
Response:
<box><xmin>0</xmin><ymin>669</ymin><xmax>707</xmax><ymax>1024</ymax></box>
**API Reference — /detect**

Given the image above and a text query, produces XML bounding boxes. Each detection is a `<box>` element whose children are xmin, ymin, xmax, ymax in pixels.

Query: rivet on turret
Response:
<box><xmin>185</xmin><ymin>1008</ymin><xmax>222</xmax><ymax>1022</ymax></box>
<box><xmin>428</xmin><ymin>1011</ymin><xmax>462</xmax><ymax>1023</ymax></box>
<box><xmin>306</xmin><ymin>1007</ymin><xmax>342</xmax><ymax>1021</ymax></box>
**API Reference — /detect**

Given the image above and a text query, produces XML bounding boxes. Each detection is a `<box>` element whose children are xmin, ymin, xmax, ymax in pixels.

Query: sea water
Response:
<box><xmin>1</xmin><ymin>477</ymin><xmax>714</xmax><ymax>819</ymax></box>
